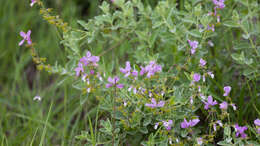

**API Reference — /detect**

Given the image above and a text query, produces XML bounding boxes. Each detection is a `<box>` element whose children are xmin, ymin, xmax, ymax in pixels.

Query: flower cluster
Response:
<box><xmin>120</xmin><ymin>61</ymin><xmax>138</xmax><ymax>77</ymax></box>
<box><xmin>140</xmin><ymin>61</ymin><xmax>162</xmax><ymax>78</ymax></box>
<box><xmin>19</xmin><ymin>30</ymin><xmax>32</xmax><ymax>46</ymax></box>
<box><xmin>203</xmin><ymin>95</ymin><xmax>218</xmax><ymax>110</ymax></box>
<box><xmin>188</xmin><ymin>40</ymin><xmax>198</xmax><ymax>55</ymax></box>
<box><xmin>145</xmin><ymin>98</ymin><xmax>165</xmax><ymax>108</ymax></box>
<box><xmin>106</xmin><ymin>76</ymin><xmax>124</xmax><ymax>89</ymax></box>
<box><xmin>75</xmin><ymin>51</ymin><xmax>100</xmax><ymax>77</ymax></box>
<box><xmin>181</xmin><ymin>118</ymin><xmax>200</xmax><ymax>129</ymax></box>
<box><xmin>223</xmin><ymin>86</ymin><xmax>231</xmax><ymax>96</ymax></box>
<box><xmin>234</xmin><ymin>124</ymin><xmax>248</xmax><ymax>138</ymax></box>
<box><xmin>254</xmin><ymin>119</ymin><xmax>260</xmax><ymax>134</ymax></box>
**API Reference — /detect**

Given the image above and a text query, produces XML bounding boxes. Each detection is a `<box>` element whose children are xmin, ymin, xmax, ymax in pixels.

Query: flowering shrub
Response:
<box><xmin>20</xmin><ymin>0</ymin><xmax>260</xmax><ymax>145</ymax></box>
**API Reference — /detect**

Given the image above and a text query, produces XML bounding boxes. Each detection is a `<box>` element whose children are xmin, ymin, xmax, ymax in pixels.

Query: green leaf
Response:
<box><xmin>75</xmin><ymin>131</ymin><xmax>88</xmax><ymax>140</ymax></box>
<box><xmin>143</xmin><ymin>117</ymin><xmax>152</xmax><ymax>126</ymax></box>
<box><xmin>224</xmin><ymin>126</ymin><xmax>231</xmax><ymax>137</ymax></box>
<box><xmin>148</xmin><ymin>30</ymin><xmax>159</xmax><ymax>48</ymax></box>
<box><xmin>243</xmin><ymin>68</ymin><xmax>257</xmax><ymax>76</ymax></box>
<box><xmin>223</xmin><ymin>20</ymin><xmax>240</xmax><ymax>28</ymax></box>
<box><xmin>99</xmin><ymin>1</ymin><xmax>110</xmax><ymax>14</ymax></box>
<box><xmin>80</xmin><ymin>93</ymin><xmax>90</xmax><ymax>105</ymax></box>
<box><xmin>217</xmin><ymin>141</ymin><xmax>231</xmax><ymax>146</ymax></box>
<box><xmin>77</xmin><ymin>20</ymin><xmax>88</xmax><ymax>30</ymax></box>
<box><xmin>139</xmin><ymin>127</ymin><xmax>148</xmax><ymax>134</ymax></box>
<box><xmin>187</xmin><ymin>29</ymin><xmax>202</xmax><ymax>38</ymax></box>
<box><xmin>233</xmin><ymin>42</ymin><xmax>251</xmax><ymax>50</ymax></box>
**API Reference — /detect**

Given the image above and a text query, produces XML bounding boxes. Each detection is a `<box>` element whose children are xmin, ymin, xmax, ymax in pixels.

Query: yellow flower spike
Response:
<box><xmin>37</xmin><ymin>64</ymin><xmax>44</xmax><ymax>71</ymax></box>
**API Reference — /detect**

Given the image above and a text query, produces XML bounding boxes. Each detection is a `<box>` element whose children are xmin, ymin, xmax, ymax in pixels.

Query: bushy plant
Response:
<box><xmin>19</xmin><ymin>0</ymin><xmax>260</xmax><ymax>145</ymax></box>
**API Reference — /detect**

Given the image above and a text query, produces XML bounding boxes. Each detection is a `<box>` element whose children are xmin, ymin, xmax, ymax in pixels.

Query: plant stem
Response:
<box><xmin>112</xmin><ymin>85</ymin><xmax>117</xmax><ymax>146</ymax></box>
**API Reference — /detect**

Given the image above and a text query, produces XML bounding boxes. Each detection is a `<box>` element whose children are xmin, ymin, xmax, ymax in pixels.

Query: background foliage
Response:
<box><xmin>0</xmin><ymin>0</ymin><xmax>260</xmax><ymax>145</ymax></box>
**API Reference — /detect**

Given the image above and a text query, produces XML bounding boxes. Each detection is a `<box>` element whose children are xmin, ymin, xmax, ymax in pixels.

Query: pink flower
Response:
<box><xmin>181</xmin><ymin>118</ymin><xmax>200</xmax><ymax>128</ymax></box>
<box><xmin>219</xmin><ymin>101</ymin><xmax>228</xmax><ymax>110</ymax></box>
<box><xmin>163</xmin><ymin>120</ymin><xmax>173</xmax><ymax>131</ymax></box>
<box><xmin>19</xmin><ymin>30</ymin><xmax>32</xmax><ymax>46</ymax></box>
<box><xmin>223</xmin><ymin>86</ymin><xmax>231</xmax><ymax>96</ymax></box>
<box><xmin>204</xmin><ymin>95</ymin><xmax>218</xmax><ymax>110</ymax></box>
<box><xmin>199</xmin><ymin>58</ymin><xmax>206</xmax><ymax>67</ymax></box>
<box><xmin>30</xmin><ymin>0</ymin><xmax>37</xmax><ymax>7</ymax></box>
<box><xmin>188</xmin><ymin>40</ymin><xmax>198</xmax><ymax>54</ymax></box>
<box><xmin>193</xmin><ymin>73</ymin><xmax>201</xmax><ymax>82</ymax></box>
<box><xmin>145</xmin><ymin>98</ymin><xmax>165</xmax><ymax>108</ymax></box>
<box><xmin>106</xmin><ymin>76</ymin><xmax>124</xmax><ymax>89</ymax></box>
<box><xmin>75</xmin><ymin>63</ymin><xmax>84</xmax><ymax>76</ymax></box>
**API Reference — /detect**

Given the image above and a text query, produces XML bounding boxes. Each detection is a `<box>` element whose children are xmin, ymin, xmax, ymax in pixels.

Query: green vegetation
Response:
<box><xmin>1</xmin><ymin>0</ymin><xmax>260</xmax><ymax>145</ymax></box>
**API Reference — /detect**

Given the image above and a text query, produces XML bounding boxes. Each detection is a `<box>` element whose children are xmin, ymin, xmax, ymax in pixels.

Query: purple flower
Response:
<box><xmin>19</xmin><ymin>30</ymin><xmax>32</xmax><ymax>46</ymax></box>
<box><xmin>90</xmin><ymin>70</ymin><xmax>95</xmax><ymax>75</ymax></box>
<box><xmin>154</xmin><ymin>122</ymin><xmax>159</xmax><ymax>130</ymax></box>
<box><xmin>197</xmin><ymin>137</ymin><xmax>203</xmax><ymax>145</ymax></box>
<box><xmin>257</xmin><ymin>128</ymin><xmax>260</xmax><ymax>134</ymax></box>
<box><xmin>208</xmin><ymin>40</ymin><xmax>214</xmax><ymax>47</ymax></box>
<box><xmin>231</xmin><ymin>103</ymin><xmax>237</xmax><ymax>111</ymax></box>
<box><xmin>188</xmin><ymin>40</ymin><xmax>198</xmax><ymax>54</ymax></box>
<box><xmin>140</xmin><ymin>61</ymin><xmax>162</xmax><ymax>78</ymax></box>
<box><xmin>106</xmin><ymin>76</ymin><xmax>124</xmax><ymax>89</ymax></box>
<box><xmin>213</xmin><ymin>123</ymin><xmax>217</xmax><ymax>131</ymax></box>
<box><xmin>193</xmin><ymin>73</ymin><xmax>201</xmax><ymax>82</ymax></box>
<box><xmin>190</xmin><ymin>97</ymin><xmax>194</xmax><ymax>104</ymax></box>
<box><xmin>234</xmin><ymin>124</ymin><xmax>247</xmax><ymax>138</ymax></box>
<box><xmin>131</xmin><ymin>70</ymin><xmax>138</xmax><ymax>77</ymax></box>
<box><xmin>33</xmin><ymin>95</ymin><xmax>41</xmax><ymax>101</ymax></box>
<box><xmin>202</xmin><ymin>75</ymin><xmax>206</xmax><ymax>82</ymax></box>
<box><xmin>208</xmin><ymin>71</ymin><xmax>214</xmax><ymax>78</ymax></box>
<box><xmin>219</xmin><ymin>101</ymin><xmax>228</xmax><ymax>110</ymax></box>
<box><xmin>223</xmin><ymin>86</ymin><xmax>231</xmax><ymax>96</ymax></box>
<box><xmin>254</xmin><ymin>119</ymin><xmax>260</xmax><ymax>127</ymax></box>
<box><xmin>216</xmin><ymin>120</ymin><xmax>223</xmax><ymax>127</ymax></box>
<box><xmin>204</xmin><ymin>95</ymin><xmax>218</xmax><ymax>110</ymax></box>
<box><xmin>217</xmin><ymin>16</ymin><xmax>220</xmax><ymax>23</ymax></box>
<box><xmin>145</xmin><ymin>98</ymin><xmax>165</xmax><ymax>108</ymax></box>
<box><xmin>75</xmin><ymin>63</ymin><xmax>84</xmax><ymax>76</ymax></box>
<box><xmin>120</xmin><ymin>61</ymin><xmax>131</xmax><ymax>77</ymax></box>
<box><xmin>181</xmin><ymin>118</ymin><xmax>200</xmax><ymax>128</ymax></box>
<box><xmin>212</xmin><ymin>0</ymin><xmax>225</xmax><ymax>9</ymax></box>
<box><xmin>199</xmin><ymin>58</ymin><xmax>206</xmax><ymax>67</ymax></box>
<box><xmin>207</xmin><ymin>24</ymin><xmax>215</xmax><ymax>32</ymax></box>
<box><xmin>163</xmin><ymin>120</ymin><xmax>173</xmax><ymax>131</ymax></box>
<box><xmin>30</xmin><ymin>0</ymin><xmax>37</xmax><ymax>7</ymax></box>
<box><xmin>80</xmin><ymin>51</ymin><xmax>100</xmax><ymax>67</ymax></box>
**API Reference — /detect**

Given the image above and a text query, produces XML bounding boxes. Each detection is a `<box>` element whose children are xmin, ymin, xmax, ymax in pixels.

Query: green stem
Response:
<box><xmin>112</xmin><ymin>85</ymin><xmax>117</xmax><ymax>146</ymax></box>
